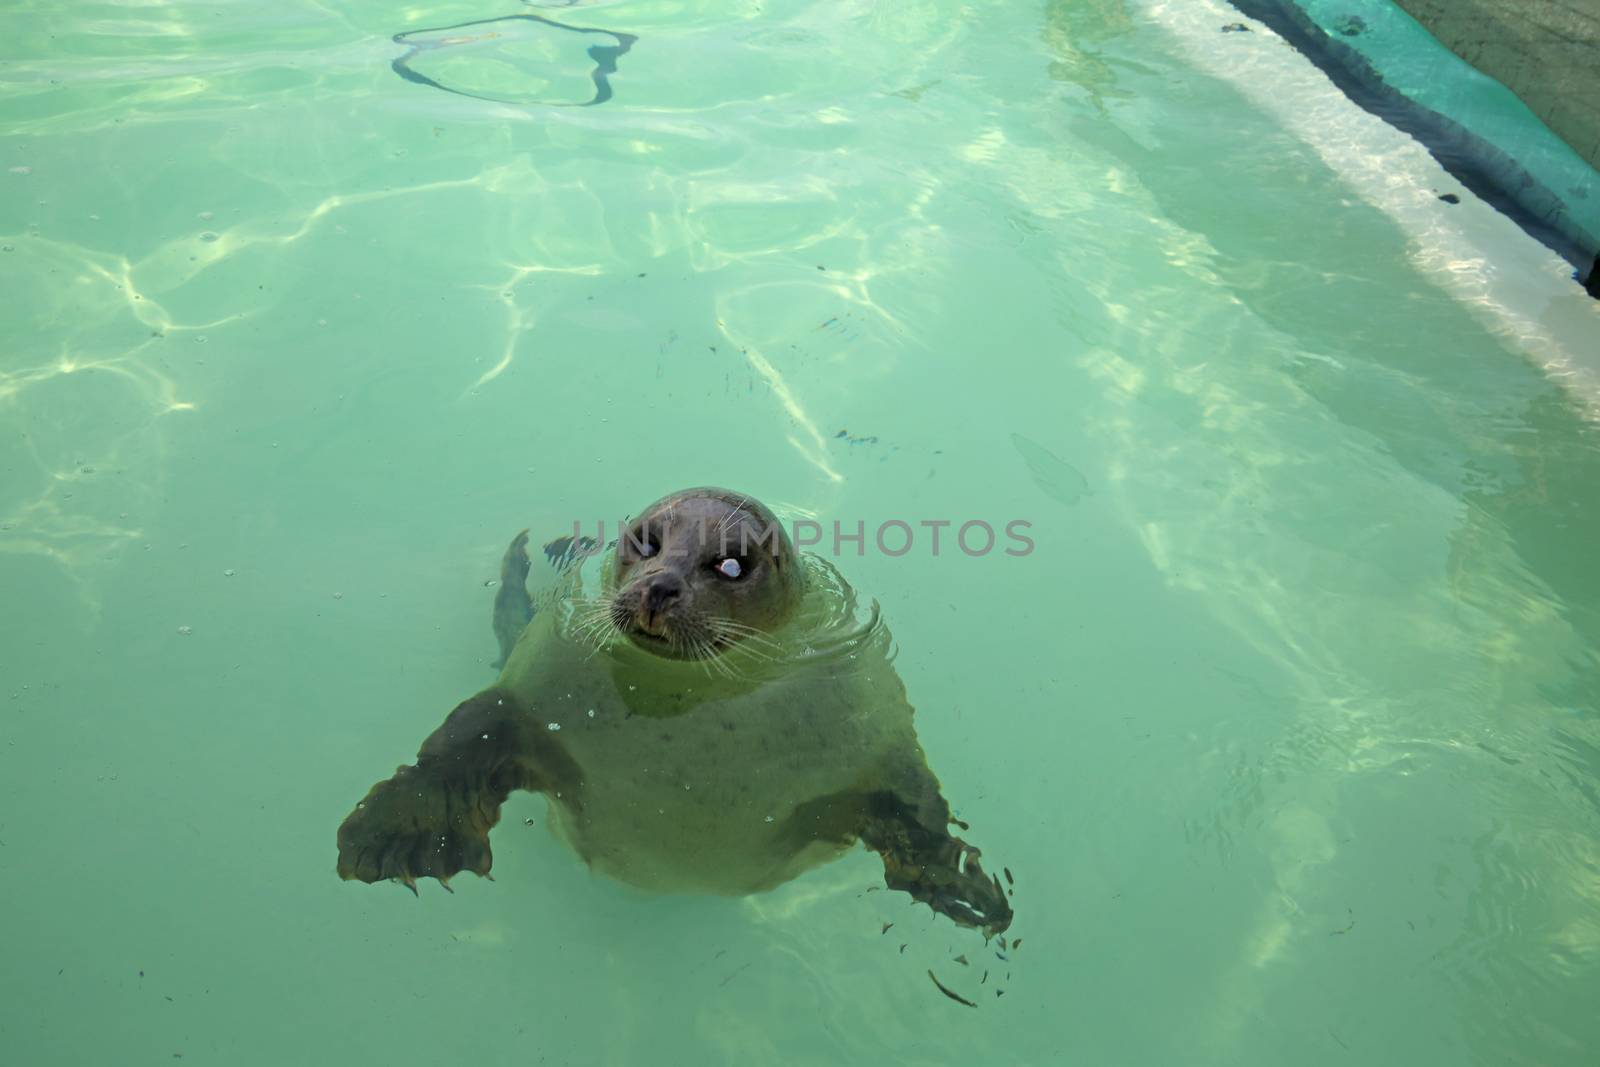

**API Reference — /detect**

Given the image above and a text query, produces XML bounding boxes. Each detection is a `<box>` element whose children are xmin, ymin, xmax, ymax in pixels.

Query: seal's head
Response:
<box><xmin>607</xmin><ymin>488</ymin><xmax>801</xmax><ymax>659</ymax></box>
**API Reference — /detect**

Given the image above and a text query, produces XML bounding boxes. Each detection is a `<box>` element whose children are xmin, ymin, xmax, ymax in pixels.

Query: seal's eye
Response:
<box><xmin>715</xmin><ymin>558</ymin><xmax>743</xmax><ymax>580</ymax></box>
<box><xmin>626</xmin><ymin>526</ymin><xmax>656</xmax><ymax>558</ymax></box>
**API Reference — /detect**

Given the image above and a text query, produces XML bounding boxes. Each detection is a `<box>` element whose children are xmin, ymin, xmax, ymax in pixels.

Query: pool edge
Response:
<box><xmin>1224</xmin><ymin>0</ymin><xmax>1600</xmax><ymax>298</ymax></box>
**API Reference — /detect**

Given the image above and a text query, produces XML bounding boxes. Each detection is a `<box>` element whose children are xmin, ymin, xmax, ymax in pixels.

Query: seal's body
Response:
<box><xmin>503</xmin><ymin>604</ymin><xmax>903</xmax><ymax>896</ymax></box>
<box><xmin>336</xmin><ymin>488</ymin><xmax>1011</xmax><ymax>936</ymax></box>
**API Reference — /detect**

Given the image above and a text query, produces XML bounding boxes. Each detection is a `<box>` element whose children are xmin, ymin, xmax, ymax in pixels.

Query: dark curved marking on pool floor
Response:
<box><xmin>392</xmin><ymin>14</ymin><xmax>636</xmax><ymax>107</ymax></box>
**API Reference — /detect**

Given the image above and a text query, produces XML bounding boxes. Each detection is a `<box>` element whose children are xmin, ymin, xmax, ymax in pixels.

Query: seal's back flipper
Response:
<box><xmin>492</xmin><ymin>530</ymin><xmax>534</xmax><ymax>669</ymax></box>
<box><xmin>491</xmin><ymin>530</ymin><xmax>601</xmax><ymax>668</ymax></box>
<box><xmin>335</xmin><ymin>688</ymin><xmax>538</xmax><ymax>891</ymax></box>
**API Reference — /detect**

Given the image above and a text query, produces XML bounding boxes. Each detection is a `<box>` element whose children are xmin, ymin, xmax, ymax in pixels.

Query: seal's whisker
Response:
<box><xmin>578</xmin><ymin>619</ymin><xmax>620</xmax><ymax>660</ymax></box>
<box><xmin>566</xmin><ymin>598</ymin><xmax>613</xmax><ymax>620</ymax></box>
<box><xmin>572</xmin><ymin>608</ymin><xmax>617</xmax><ymax>635</ymax></box>
<box><xmin>706</xmin><ymin>619</ymin><xmax>782</xmax><ymax>652</ymax></box>
<box><xmin>709</xmin><ymin>637</ymin><xmax>741</xmax><ymax>677</ymax></box>
<box><xmin>721</xmin><ymin>643</ymin><xmax>774</xmax><ymax>665</ymax></box>
<box><xmin>669</xmin><ymin>630</ymin><xmax>713</xmax><ymax>678</ymax></box>
<box><xmin>707</xmin><ymin>628</ymin><xmax>776</xmax><ymax>663</ymax></box>
<box><xmin>571</xmin><ymin>629</ymin><xmax>612</xmax><ymax>657</ymax></box>
<box><xmin>705</xmin><ymin>617</ymin><xmax>775</xmax><ymax>637</ymax></box>
<box><xmin>702</xmin><ymin>642</ymin><xmax>740</xmax><ymax>680</ymax></box>
<box><xmin>573</xmin><ymin>618</ymin><xmax>611</xmax><ymax>639</ymax></box>
<box><xmin>606</xmin><ymin>599</ymin><xmax>634</xmax><ymax>636</ymax></box>
<box><xmin>677</xmin><ymin>627</ymin><xmax>710</xmax><ymax>664</ymax></box>
<box><xmin>569</xmin><ymin>605</ymin><xmax>607</xmax><ymax>627</ymax></box>
<box><xmin>567</xmin><ymin>600</ymin><xmax>615</xmax><ymax>631</ymax></box>
<box><xmin>572</xmin><ymin>630</ymin><xmax>612</xmax><ymax>656</ymax></box>
<box><xmin>570</xmin><ymin>612</ymin><xmax>619</xmax><ymax>646</ymax></box>
<box><xmin>716</xmin><ymin>495</ymin><xmax>749</xmax><ymax>535</ymax></box>
<box><xmin>677</xmin><ymin>623</ymin><xmax>743</xmax><ymax>678</ymax></box>
<box><xmin>716</xmin><ymin>628</ymin><xmax>780</xmax><ymax>653</ymax></box>
<box><xmin>694</xmin><ymin>647</ymin><xmax>718</xmax><ymax>680</ymax></box>
<box><xmin>573</xmin><ymin>613</ymin><xmax>614</xmax><ymax>635</ymax></box>
<box><xmin>570</xmin><ymin>601</ymin><xmax>625</xmax><ymax>653</ymax></box>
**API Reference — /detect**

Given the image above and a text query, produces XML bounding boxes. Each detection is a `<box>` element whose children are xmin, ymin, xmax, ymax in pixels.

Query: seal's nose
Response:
<box><xmin>639</xmin><ymin>573</ymin><xmax>684</xmax><ymax>631</ymax></box>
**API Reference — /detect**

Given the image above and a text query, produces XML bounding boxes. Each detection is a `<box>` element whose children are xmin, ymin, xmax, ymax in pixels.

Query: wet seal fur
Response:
<box><xmin>336</xmin><ymin>487</ymin><xmax>1013</xmax><ymax>937</ymax></box>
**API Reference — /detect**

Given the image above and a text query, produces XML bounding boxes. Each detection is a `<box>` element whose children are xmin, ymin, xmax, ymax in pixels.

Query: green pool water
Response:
<box><xmin>3</xmin><ymin>1</ymin><xmax>1598</xmax><ymax>1064</ymax></box>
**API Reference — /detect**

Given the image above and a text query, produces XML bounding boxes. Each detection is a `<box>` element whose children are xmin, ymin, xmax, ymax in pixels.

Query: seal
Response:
<box><xmin>335</xmin><ymin>487</ymin><xmax>1013</xmax><ymax>936</ymax></box>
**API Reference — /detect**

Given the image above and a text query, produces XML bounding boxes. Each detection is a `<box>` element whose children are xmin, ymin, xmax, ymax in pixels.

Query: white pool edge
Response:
<box><xmin>1140</xmin><ymin>0</ymin><xmax>1600</xmax><ymax>417</ymax></box>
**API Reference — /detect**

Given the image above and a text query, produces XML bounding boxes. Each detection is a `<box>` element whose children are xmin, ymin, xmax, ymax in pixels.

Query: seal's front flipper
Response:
<box><xmin>859</xmin><ymin>783</ymin><xmax>1013</xmax><ymax>938</ymax></box>
<box><xmin>492</xmin><ymin>530</ymin><xmax>534</xmax><ymax>669</ymax></box>
<box><xmin>336</xmin><ymin>688</ymin><xmax>536</xmax><ymax>891</ymax></box>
